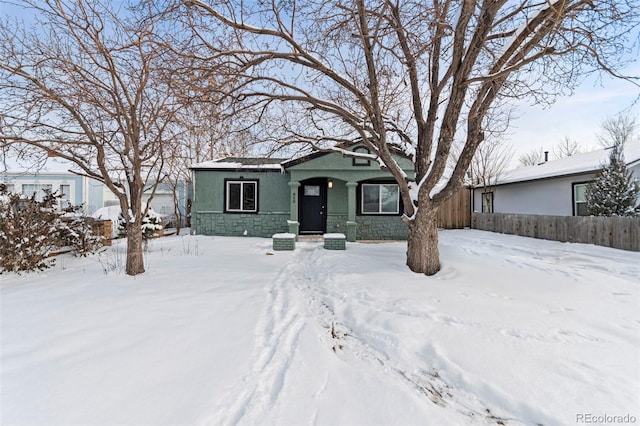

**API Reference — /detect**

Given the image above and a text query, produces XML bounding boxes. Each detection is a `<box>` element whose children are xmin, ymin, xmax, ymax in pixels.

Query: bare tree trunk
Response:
<box><xmin>406</xmin><ymin>207</ymin><xmax>440</xmax><ymax>275</ymax></box>
<box><xmin>125</xmin><ymin>218</ymin><xmax>145</xmax><ymax>275</ymax></box>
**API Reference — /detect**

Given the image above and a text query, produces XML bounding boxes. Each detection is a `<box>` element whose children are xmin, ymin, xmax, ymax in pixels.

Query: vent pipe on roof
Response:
<box><xmin>544</xmin><ymin>151</ymin><xmax>549</xmax><ymax>162</ymax></box>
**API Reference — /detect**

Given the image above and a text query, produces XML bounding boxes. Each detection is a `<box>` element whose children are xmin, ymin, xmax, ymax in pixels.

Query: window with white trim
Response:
<box><xmin>225</xmin><ymin>180</ymin><xmax>258</xmax><ymax>213</ymax></box>
<box><xmin>22</xmin><ymin>183</ymin><xmax>53</xmax><ymax>201</ymax></box>
<box><xmin>361</xmin><ymin>183</ymin><xmax>399</xmax><ymax>214</ymax></box>
<box><xmin>573</xmin><ymin>183</ymin><xmax>589</xmax><ymax>216</ymax></box>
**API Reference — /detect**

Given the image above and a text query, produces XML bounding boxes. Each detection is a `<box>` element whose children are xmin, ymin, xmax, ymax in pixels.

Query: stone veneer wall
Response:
<box><xmin>195</xmin><ymin>212</ymin><xmax>289</xmax><ymax>238</ymax></box>
<box><xmin>326</xmin><ymin>214</ymin><xmax>348</xmax><ymax>234</ymax></box>
<box><xmin>356</xmin><ymin>216</ymin><xmax>408</xmax><ymax>240</ymax></box>
<box><xmin>195</xmin><ymin>212</ymin><xmax>408</xmax><ymax>240</ymax></box>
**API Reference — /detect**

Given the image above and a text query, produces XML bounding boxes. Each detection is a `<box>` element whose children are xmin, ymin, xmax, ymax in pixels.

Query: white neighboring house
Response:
<box><xmin>472</xmin><ymin>142</ymin><xmax>640</xmax><ymax>216</ymax></box>
<box><xmin>1</xmin><ymin>155</ymin><xmax>117</xmax><ymax>215</ymax></box>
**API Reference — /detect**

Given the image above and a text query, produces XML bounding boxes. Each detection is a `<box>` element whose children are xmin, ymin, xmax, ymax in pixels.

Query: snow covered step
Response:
<box><xmin>272</xmin><ymin>233</ymin><xmax>296</xmax><ymax>251</ymax></box>
<box><xmin>323</xmin><ymin>233</ymin><xmax>346</xmax><ymax>250</ymax></box>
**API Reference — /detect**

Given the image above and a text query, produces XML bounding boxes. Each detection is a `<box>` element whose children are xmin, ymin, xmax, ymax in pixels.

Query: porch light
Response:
<box><xmin>328</xmin><ymin>181</ymin><xmax>333</xmax><ymax>189</ymax></box>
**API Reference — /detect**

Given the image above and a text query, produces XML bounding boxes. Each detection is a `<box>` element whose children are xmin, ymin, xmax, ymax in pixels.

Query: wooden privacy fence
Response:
<box><xmin>436</xmin><ymin>187</ymin><xmax>471</xmax><ymax>229</ymax></box>
<box><xmin>472</xmin><ymin>213</ymin><xmax>640</xmax><ymax>251</ymax></box>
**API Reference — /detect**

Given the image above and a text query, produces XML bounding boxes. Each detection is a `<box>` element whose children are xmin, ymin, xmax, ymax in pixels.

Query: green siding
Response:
<box><xmin>287</xmin><ymin>148</ymin><xmax>413</xmax><ymax>186</ymax></box>
<box><xmin>327</xmin><ymin>180</ymin><xmax>348</xmax><ymax>215</ymax></box>
<box><xmin>193</xmin><ymin>169</ymin><xmax>289</xmax><ymax>212</ymax></box>
<box><xmin>193</xmin><ymin>170</ymin><xmax>290</xmax><ymax>237</ymax></box>
<box><xmin>287</xmin><ymin>150</ymin><xmax>413</xmax><ymax>174</ymax></box>
<box><xmin>192</xmin><ymin>149</ymin><xmax>414</xmax><ymax>240</ymax></box>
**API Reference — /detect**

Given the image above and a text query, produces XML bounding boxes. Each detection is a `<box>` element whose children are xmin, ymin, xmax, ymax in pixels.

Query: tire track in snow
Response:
<box><xmin>204</xmin><ymin>246</ymin><xmax>311</xmax><ymax>425</ymax></box>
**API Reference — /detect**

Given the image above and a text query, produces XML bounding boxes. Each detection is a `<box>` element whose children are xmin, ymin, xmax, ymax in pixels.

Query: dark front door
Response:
<box><xmin>299</xmin><ymin>178</ymin><xmax>327</xmax><ymax>234</ymax></box>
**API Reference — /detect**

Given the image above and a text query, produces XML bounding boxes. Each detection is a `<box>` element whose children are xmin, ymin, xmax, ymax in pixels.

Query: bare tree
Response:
<box><xmin>520</xmin><ymin>128</ymin><xmax>624</xmax><ymax>167</ymax></box>
<box><xmin>161</xmin><ymin>102</ymin><xmax>248</xmax><ymax>235</ymax></box>
<box><xmin>182</xmin><ymin>0</ymin><xmax>639</xmax><ymax>275</ymax></box>
<box><xmin>554</xmin><ymin>136</ymin><xmax>584</xmax><ymax>158</ymax></box>
<box><xmin>0</xmin><ymin>0</ymin><xmax>187</xmax><ymax>275</ymax></box>
<box><xmin>465</xmin><ymin>137</ymin><xmax>514</xmax><ymax>213</ymax></box>
<box><xmin>597</xmin><ymin>114</ymin><xmax>638</xmax><ymax>149</ymax></box>
<box><xmin>518</xmin><ymin>137</ymin><xmax>583</xmax><ymax>166</ymax></box>
<box><xmin>518</xmin><ymin>147</ymin><xmax>547</xmax><ymax>166</ymax></box>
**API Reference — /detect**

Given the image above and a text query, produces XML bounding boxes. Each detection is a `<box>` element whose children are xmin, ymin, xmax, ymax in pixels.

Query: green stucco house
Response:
<box><xmin>190</xmin><ymin>145</ymin><xmax>415</xmax><ymax>241</ymax></box>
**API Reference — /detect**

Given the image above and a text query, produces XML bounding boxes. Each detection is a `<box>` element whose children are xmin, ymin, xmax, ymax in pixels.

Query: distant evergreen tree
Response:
<box><xmin>585</xmin><ymin>145</ymin><xmax>640</xmax><ymax>217</ymax></box>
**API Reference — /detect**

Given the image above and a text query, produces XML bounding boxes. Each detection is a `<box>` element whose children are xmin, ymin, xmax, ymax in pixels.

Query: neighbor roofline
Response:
<box><xmin>1</xmin><ymin>171</ymin><xmax>85</xmax><ymax>177</ymax></box>
<box><xmin>487</xmin><ymin>153</ymin><xmax>640</xmax><ymax>188</ymax></box>
<box><xmin>480</xmin><ymin>168</ymin><xmax>603</xmax><ymax>188</ymax></box>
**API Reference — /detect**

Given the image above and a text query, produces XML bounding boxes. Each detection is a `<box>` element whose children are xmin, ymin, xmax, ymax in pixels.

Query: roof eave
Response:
<box><xmin>190</xmin><ymin>166</ymin><xmax>285</xmax><ymax>172</ymax></box>
<box><xmin>485</xmin><ymin>168</ymin><xmax>603</xmax><ymax>188</ymax></box>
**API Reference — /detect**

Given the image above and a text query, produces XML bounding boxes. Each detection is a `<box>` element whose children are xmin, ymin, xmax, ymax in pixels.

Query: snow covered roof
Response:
<box><xmin>191</xmin><ymin>157</ymin><xmax>286</xmax><ymax>171</ymax></box>
<box><xmin>495</xmin><ymin>142</ymin><xmax>640</xmax><ymax>186</ymax></box>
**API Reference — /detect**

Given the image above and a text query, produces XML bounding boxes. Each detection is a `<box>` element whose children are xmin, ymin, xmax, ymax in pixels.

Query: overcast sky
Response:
<box><xmin>507</xmin><ymin>64</ymin><xmax>640</xmax><ymax>160</ymax></box>
<box><xmin>2</xmin><ymin>2</ymin><xmax>638</xmax><ymax>169</ymax></box>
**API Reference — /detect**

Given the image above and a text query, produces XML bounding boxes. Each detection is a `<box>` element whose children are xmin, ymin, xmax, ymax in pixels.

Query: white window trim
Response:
<box><xmin>226</xmin><ymin>180</ymin><xmax>258</xmax><ymax>213</ymax></box>
<box><xmin>22</xmin><ymin>183</ymin><xmax>53</xmax><ymax>198</ymax></box>
<box><xmin>361</xmin><ymin>183</ymin><xmax>400</xmax><ymax>215</ymax></box>
<box><xmin>19</xmin><ymin>180</ymin><xmax>76</xmax><ymax>207</ymax></box>
<box><xmin>573</xmin><ymin>183</ymin><xmax>589</xmax><ymax>216</ymax></box>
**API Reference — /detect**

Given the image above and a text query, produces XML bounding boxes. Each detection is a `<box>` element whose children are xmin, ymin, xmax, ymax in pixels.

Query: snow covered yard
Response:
<box><xmin>1</xmin><ymin>230</ymin><xmax>638</xmax><ymax>426</ymax></box>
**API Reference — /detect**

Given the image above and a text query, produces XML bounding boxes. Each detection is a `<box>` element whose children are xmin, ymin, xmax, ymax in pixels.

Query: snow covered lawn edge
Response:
<box><xmin>2</xmin><ymin>231</ymin><xmax>638</xmax><ymax>425</ymax></box>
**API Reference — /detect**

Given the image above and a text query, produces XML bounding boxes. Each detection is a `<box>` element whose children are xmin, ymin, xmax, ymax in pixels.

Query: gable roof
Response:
<box><xmin>495</xmin><ymin>141</ymin><xmax>640</xmax><ymax>186</ymax></box>
<box><xmin>281</xmin><ymin>144</ymin><xmax>412</xmax><ymax>168</ymax></box>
